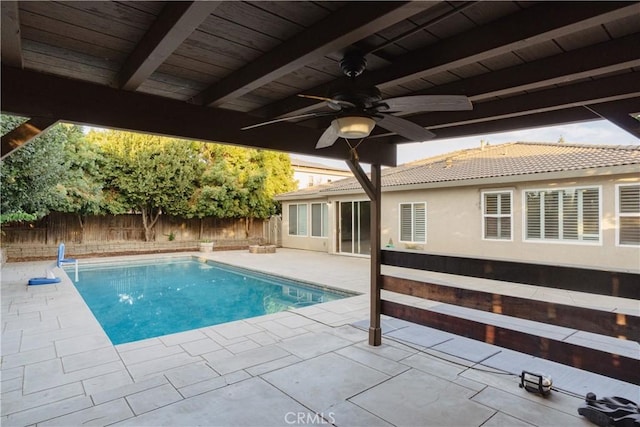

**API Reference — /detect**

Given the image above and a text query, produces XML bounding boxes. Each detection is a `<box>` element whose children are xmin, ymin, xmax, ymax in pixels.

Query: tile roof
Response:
<box><xmin>278</xmin><ymin>142</ymin><xmax>640</xmax><ymax>198</ymax></box>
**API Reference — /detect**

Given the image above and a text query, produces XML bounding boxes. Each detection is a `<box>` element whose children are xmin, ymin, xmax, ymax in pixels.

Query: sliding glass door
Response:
<box><xmin>338</xmin><ymin>201</ymin><xmax>370</xmax><ymax>255</ymax></box>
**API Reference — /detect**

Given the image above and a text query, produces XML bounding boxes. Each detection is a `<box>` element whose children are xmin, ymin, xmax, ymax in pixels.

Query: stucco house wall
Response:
<box><xmin>278</xmin><ymin>143</ymin><xmax>640</xmax><ymax>272</ymax></box>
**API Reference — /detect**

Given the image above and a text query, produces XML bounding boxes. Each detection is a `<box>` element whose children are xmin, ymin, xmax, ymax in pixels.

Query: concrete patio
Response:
<box><xmin>1</xmin><ymin>249</ymin><xmax>638</xmax><ymax>426</ymax></box>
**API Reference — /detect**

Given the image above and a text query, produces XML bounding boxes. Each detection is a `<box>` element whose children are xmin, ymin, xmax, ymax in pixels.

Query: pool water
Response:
<box><xmin>68</xmin><ymin>258</ymin><xmax>348</xmax><ymax>345</ymax></box>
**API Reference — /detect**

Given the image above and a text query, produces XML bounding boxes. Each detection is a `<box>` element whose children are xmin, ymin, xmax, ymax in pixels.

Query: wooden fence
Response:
<box><xmin>379</xmin><ymin>250</ymin><xmax>640</xmax><ymax>385</ymax></box>
<box><xmin>2</xmin><ymin>212</ymin><xmax>267</xmax><ymax>245</ymax></box>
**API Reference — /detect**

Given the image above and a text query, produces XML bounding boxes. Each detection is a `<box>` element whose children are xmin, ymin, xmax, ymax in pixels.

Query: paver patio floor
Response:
<box><xmin>1</xmin><ymin>249</ymin><xmax>637</xmax><ymax>426</ymax></box>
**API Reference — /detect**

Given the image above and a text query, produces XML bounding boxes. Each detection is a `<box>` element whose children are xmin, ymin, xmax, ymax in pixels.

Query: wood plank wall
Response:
<box><xmin>2</xmin><ymin>212</ymin><xmax>267</xmax><ymax>244</ymax></box>
<box><xmin>380</xmin><ymin>250</ymin><xmax>640</xmax><ymax>385</ymax></box>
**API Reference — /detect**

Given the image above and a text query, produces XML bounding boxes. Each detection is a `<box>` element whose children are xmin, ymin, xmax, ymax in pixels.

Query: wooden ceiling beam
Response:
<box><xmin>0</xmin><ymin>1</ymin><xmax>23</xmax><ymax>68</ymax></box>
<box><xmin>1</xmin><ymin>117</ymin><xmax>59</xmax><ymax>159</ymax></box>
<box><xmin>420</xmin><ymin>108</ymin><xmax>599</xmax><ymax>141</ymax></box>
<box><xmin>407</xmin><ymin>33</ymin><xmax>640</xmax><ymax>102</ymax></box>
<box><xmin>196</xmin><ymin>1</ymin><xmax>432</xmax><ymax>107</ymax></box>
<box><xmin>585</xmin><ymin>98</ymin><xmax>640</xmax><ymax>139</ymax></box>
<box><xmin>118</xmin><ymin>1</ymin><xmax>221</xmax><ymax>91</ymax></box>
<box><xmin>406</xmin><ymin>71</ymin><xmax>640</xmax><ymax>130</ymax></box>
<box><xmin>1</xmin><ymin>66</ymin><xmax>397</xmax><ymax>166</ymax></box>
<box><xmin>258</xmin><ymin>1</ymin><xmax>639</xmax><ymax>119</ymax></box>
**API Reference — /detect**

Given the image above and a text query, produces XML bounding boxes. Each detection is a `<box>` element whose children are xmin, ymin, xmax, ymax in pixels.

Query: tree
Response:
<box><xmin>55</xmin><ymin>130</ymin><xmax>106</xmax><ymax>241</ymax></box>
<box><xmin>0</xmin><ymin>115</ymin><xmax>77</xmax><ymax>224</ymax></box>
<box><xmin>194</xmin><ymin>144</ymin><xmax>296</xmax><ymax>235</ymax></box>
<box><xmin>89</xmin><ymin>130</ymin><xmax>204</xmax><ymax>241</ymax></box>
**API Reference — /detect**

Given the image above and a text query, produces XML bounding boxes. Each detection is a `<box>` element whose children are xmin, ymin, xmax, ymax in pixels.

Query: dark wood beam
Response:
<box><xmin>407</xmin><ymin>71</ymin><xmax>640</xmax><ymax>131</ymax></box>
<box><xmin>382</xmin><ymin>276</ymin><xmax>639</xmax><ymax>341</ymax></box>
<box><xmin>381</xmin><ymin>300</ymin><xmax>639</xmax><ymax>385</ymax></box>
<box><xmin>1</xmin><ymin>66</ymin><xmax>398</xmax><ymax>165</ymax></box>
<box><xmin>1</xmin><ymin>1</ymin><xmax>23</xmax><ymax>68</ymax></box>
<box><xmin>381</xmin><ymin>250</ymin><xmax>640</xmax><ymax>299</ymax></box>
<box><xmin>197</xmin><ymin>1</ymin><xmax>431</xmax><ymax>107</ymax></box>
<box><xmin>118</xmin><ymin>1</ymin><xmax>221</xmax><ymax>90</ymax></box>
<box><xmin>1</xmin><ymin>117</ymin><xmax>58</xmax><ymax>159</ymax></box>
<box><xmin>419</xmin><ymin>108</ymin><xmax>599</xmax><ymax>141</ymax></box>
<box><xmin>584</xmin><ymin>98</ymin><xmax>640</xmax><ymax>139</ymax></box>
<box><xmin>407</xmin><ymin>33</ymin><xmax>640</xmax><ymax>102</ymax></box>
<box><xmin>256</xmin><ymin>2</ymin><xmax>639</xmax><ymax>119</ymax></box>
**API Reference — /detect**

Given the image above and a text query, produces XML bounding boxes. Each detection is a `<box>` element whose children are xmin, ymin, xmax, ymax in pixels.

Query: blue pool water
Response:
<box><xmin>68</xmin><ymin>258</ymin><xmax>348</xmax><ymax>345</ymax></box>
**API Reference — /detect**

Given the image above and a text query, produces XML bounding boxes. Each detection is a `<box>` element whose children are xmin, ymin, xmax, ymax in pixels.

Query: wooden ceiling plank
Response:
<box><xmin>258</xmin><ymin>1</ymin><xmax>639</xmax><ymax>119</ymax></box>
<box><xmin>1</xmin><ymin>117</ymin><xmax>59</xmax><ymax>159</ymax></box>
<box><xmin>1</xmin><ymin>1</ymin><xmax>23</xmax><ymax>68</ymax></box>
<box><xmin>196</xmin><ymin>1</ymin><xmax>433</xmax><ymax>107</ymax></box>
<box><xmin>1</xmin><ymin>66</ymin><xmax>397</xmax><ymax>166</ymax></box>
<box><xmin>119</xmin><ymin>1</ymin><xmax>222</xmax><ymax>91</ymax></box>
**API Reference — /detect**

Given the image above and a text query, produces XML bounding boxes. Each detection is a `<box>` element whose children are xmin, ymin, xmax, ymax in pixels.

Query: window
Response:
<box><xmin>288</xmin><ymin>204</ymin><xmax>307</xmax><ymax>236</ymax></box>
<box><xmin>399</xmin><ymin>202</ymin><xmax>426</xmax><ymax>243</ymax></box>
<box><xmin>525</xmin><ymin>187</ymin><xmax>600</xmax><ymax>243</ymax></box>
<box><xmin>311</xmin><ymin>202</ymin><xmax>329</xmax><ymax>237</ymax></box>
<box><xmin>482</xmin><ymin>191</ymin><xmax>512</xmax><ymax>240</ymax></box>
<box><xmin>617</xmin><ymin>184</ymin><xmax>640</xmax><ymax>246</ymax></box>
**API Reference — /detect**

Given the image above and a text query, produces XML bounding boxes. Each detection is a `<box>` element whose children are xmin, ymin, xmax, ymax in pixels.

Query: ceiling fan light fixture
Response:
<box><xmin>331</xmin><ymin>116</ymin><xmax>376</xmax><ymax>139</ymax></box>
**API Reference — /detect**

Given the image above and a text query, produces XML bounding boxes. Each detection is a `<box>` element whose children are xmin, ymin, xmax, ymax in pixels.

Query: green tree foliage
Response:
<box><xmin>0</xmin><ymin>115</ymin><xmax>81</xmax><ymax>224</ymax></box>
<box><xmin>195</xmin><ymin>145</ymin><xmax>296</xmax><ymax>223</ymax></box>
<box><xmin>54</xmin><ymin>126</ymin><xmax>105</xmax><ymax>238</ymax></box>
<box><xmin>88</xmin><ymin>130</ymin><xmax>204</xmax><ymax>241</ymax></box>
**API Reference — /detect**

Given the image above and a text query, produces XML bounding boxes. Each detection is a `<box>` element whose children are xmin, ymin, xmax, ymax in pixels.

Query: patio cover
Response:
<box><xmin>1</xmin><ymin>1</ymin><xmax>638</xmax><ymax>164</ymax></box>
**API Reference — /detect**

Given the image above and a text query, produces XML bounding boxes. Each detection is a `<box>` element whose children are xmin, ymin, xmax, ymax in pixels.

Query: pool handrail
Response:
<box><xmin>57</xmin><ymin>243</ymin><xmax>78</xmax><ymax>281</ymax></box>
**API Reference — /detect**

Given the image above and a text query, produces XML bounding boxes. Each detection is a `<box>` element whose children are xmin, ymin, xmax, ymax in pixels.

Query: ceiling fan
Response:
<box><xmin>242</xmin><ymin>51</ymin><xmax>472</xmax><ymax>149</ymax></box>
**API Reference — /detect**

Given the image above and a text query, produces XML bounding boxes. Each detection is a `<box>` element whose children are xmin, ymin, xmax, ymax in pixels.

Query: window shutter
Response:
<box><xmin>544</xmin><ymin>191</ymin><xmax>559</xmax><ymax>239</ymax></box>
<box><xmin>485</xmin><ymin>194</ymin><xmax>498</xmax><ymax>215</ymax></box>
<box><xmin>526</xmin><ymin>193</ymin><xmax>541</xmax><ymax>239</ymax></box>
<box><xmin>400</xmin><ymin>204</ymin><xmax>412</xmax><ymax>241</ymax></box>
<box><xmin>413</xmin><ymin>203</ymin><xmax>426</xmax><ymax>242</ymax></box>
<box><xmin>562</xmin><ymin>190</ymin><xmax>578</xmax><ymax>240</ymax></box>
<box><xmin>581</xmin><ymin>188</ymin><xmax>599</xmax><ymax>240</ymax></box>
<box><xmin>619</xmin><ymin>185</ymin><xmax>640</xmax><ymax>245</ymax></box>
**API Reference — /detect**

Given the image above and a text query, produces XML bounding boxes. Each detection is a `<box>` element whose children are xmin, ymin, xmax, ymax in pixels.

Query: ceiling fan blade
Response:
<box><xmin>378</xmin><ymin>95</ymin><xmax>472</xmax><ymax>113</ymax></box>
<box><xmin>298</xmin><ymin>94</ymin><xmax>356</xmax><ymax>109</ymax></box>
<box><xmin>376</xmin><ymin>114</ymin><xmax>435</xmax><ymax>142</ymax></box>
<box><xmin>241</xmin><ymin>112</ymin><xmax>327</xmax><ymax>130</ymax></box>
<box><xmin>315</xmin><ymin>125</ymin><xmax>339</xmax><ymax>149</ymax></box>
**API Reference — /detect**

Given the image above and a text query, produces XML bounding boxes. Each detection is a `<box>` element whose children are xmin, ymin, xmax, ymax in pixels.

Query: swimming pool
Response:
<box><xmin>67</xmin><ymin>257</ymin><xmax>350</xmax><ymax>345</ymax></box>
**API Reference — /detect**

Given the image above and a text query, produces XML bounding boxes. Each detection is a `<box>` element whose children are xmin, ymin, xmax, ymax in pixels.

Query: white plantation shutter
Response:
<box><xmin>526</xmin><ymin>193</ymin><xmax>541</xmax><ymax>239</ymax></box>
<box><xmin>400</xmin><ymin>202</ymin><xmax>426</xmax><ymax>243</ymax></box>
<box><xmin>618</xmin><ymin>184</ymin><xmax>640</xmax><ymax>245</ymax></box>
<box><xmin>400</xmin><ymin>204</ymin><xmax>412</xmax><ymax>242</ymax></box>
<box><xmin>483</xmin><ymin>191</ymin><xmax>511</xmax><ymax>239</ymax></box>
<box><xmin>413</xmin><ymin>203</ymin><xmax>426</xmax><ymax>242</ymax></box>
<box><xmin>525</xmin><ymin>187</ymin><xmax>600</xmax><ymax>242</ymax></box>
<box><xmin>581</xmin><ymin>188</ymin><xmax>599</xmax><ymax>241</ymax></box>
<box><xmin>311</xmin><ymin>203</ymin><xmax>329</xmax><ymax>237</ymax></box>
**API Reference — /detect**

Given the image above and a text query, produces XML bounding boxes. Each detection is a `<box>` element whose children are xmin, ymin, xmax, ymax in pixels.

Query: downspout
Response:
<box><xmin>346</xmin><ymin>156</ymin><xmax>382</xmax><ymax>346</ymax></box>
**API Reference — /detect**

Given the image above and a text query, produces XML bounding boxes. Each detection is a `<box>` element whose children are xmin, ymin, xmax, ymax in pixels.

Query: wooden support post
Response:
<box><xmin>346</xmin><ymin>156</ymin><xmax>382</xmax><ymax>346</ymax></box>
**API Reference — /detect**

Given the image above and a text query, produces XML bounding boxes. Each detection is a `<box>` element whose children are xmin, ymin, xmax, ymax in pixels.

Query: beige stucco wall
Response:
<box><xmin>280</xmin><ymin>171</ymin><xmax>640</xmax><ymax>272</ymax></box>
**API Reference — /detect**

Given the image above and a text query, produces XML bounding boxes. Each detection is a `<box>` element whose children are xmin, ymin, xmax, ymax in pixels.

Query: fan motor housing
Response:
<box><xmin>331</xmin><ymin>87</ymin><xmax>382</xmax><ymax>109</ymax></box>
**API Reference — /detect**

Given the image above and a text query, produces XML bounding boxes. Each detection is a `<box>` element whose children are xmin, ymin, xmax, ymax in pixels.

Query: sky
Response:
<box><xmin>292</xmin><ymin>119</ymin><xmax>640</xmax><ymax>169</ymax></box>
